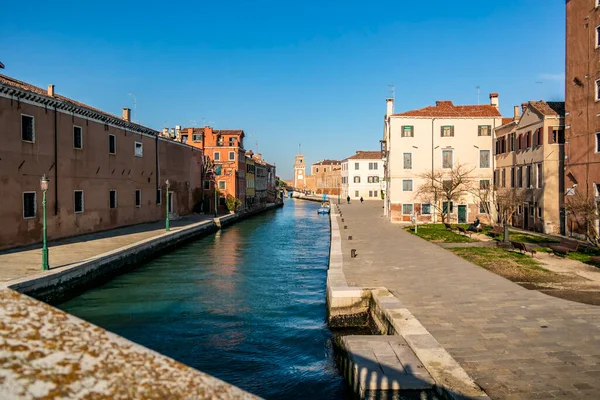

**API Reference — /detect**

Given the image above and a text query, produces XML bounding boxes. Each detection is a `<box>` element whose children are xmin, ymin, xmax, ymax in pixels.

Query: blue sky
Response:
<box><xmin>0</xmin><ymin>0</ymin><xmax>565</xmax><ymax>179</ymax></box>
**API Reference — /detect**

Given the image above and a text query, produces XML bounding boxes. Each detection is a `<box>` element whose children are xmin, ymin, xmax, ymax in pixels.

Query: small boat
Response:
<box><xmin>318</xmin><ymin>194</ymin><xmax>330</xmax><ymax>214</ymax></box>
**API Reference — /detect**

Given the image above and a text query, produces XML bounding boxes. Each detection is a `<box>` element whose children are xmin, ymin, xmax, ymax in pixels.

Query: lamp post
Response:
<box><xmin>40</xmin><ymin>174</ymin><xmax>49</xmax><ymax>271</ymax></box>
<box><xmin>214</xmin><ymin>178</ymin><xmax>218</xmax><ymax>218</ymax></box>
<box><xmin>165</xmin><ymin>179</ymin><xmax>170</xmax><ymax>232</ymax></box>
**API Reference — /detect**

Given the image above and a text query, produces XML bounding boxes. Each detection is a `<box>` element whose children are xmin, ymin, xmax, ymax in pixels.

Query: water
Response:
<box><xmin>59</xmin><ymin>199</ymin><xmax>349</xmax><ymax>399</ymax></box>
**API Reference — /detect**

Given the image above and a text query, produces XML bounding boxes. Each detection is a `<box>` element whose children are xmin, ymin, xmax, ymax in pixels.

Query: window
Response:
<box><xmin>441</xmin><ymin>125</ymin><xmax>454</xmax><ymax>137</ymax></box>
<box><xmin>218</xmin><ymin>181</ymin><xmax>226</xmax><ymax>190</ymax></box>
<box><xmin>324</xmin><ymin>168</ymin><xmax>327</xmax><ymax>172</ymax></box>
<box><xmin>193</xmin><ymin>133</ymin><xmax>203</xmax><ymax>142</ymax></box>
<box><xmin>478</xmin><ymin>125</ymin><xmax>491</xmax><ymax>136</ymax></box>
<box><xmin>109</xmin><ymin>190</ymin><xmax>117</xmax><ymax>209</ymax></box>
<box><xmin>596</xmin><ymin>133</ymin><xmax>600</xmax><ymax>153</ymax></box>
<box><xmin>402</xmin><ymin>204</ymin><xmax>413</xmax><ymax>215</ymax></box>
<box><xmin>135</xmin><ymin>190</ymin><xmax>141</xmax><ymax>207</ymax></box>
<box><xmin>402</xmin><ymin>180</ymin><xmax>413</xmax><ymax>191</ymax></box>
<box><xmin>21</xmin><ymin>114</ymin><xmax>35</xmax><ymax>142</ymax></box>
<box><xmin>23</xmin><ymin>192</ymin><xmax>36</xmax><ymax>219</ymax></box>
<box><xmin>529</xmin><ymin>206</ymin><xmax>535</xmax><ymax>217</ymax></box>
<box><xmin>403</xmin><ymin>153</ymin><xmax>412</xmax><ymax>169</ymax></box>
<box><xmin>526</xmin><ymin>131</ymin><xmax>531</xmax><ymax>148</ymax></box>
<box><xmin>369</xmin><ymin>162</ymin><xmax>378</xmax><ymax>170</ymax></box>
<box><xmin>479</xmin><ymin>150</ymin><xmax>490</xmax><ymax>168</ymax></box>
<box><xmin>422</xmin><ymin>203</ymin><xmax>431</xmax><ymax>215</ymax></box>
<box><xmin>493</xmin><ymin>170</ymin><xmax>498</xmax><ymax>187</ymax></box>
<box><xmin>214</xmin><ymin>152</ymin><xmax>220</xmax><ymax>161</ymax></box>
<box><xmin>480</xmin><ymin>180</ymin><xmax>490</xmax><ymax>190</ymax></box>
<box><xmin>597</xmin><ymin>26</ymin><xmax>600</xmax><ymax>48</ymax></box>
<box><xmin>511</xmin><ymin>167</ymin><xmax>515</xmax><ymax>188</ymax></box>
<box><xmin>526</xmin><ymin>165</ymin><xmax>532</xmax><ymax>188</ymax></box>
<box><xmin>134</xmin><ymin>141</ymin><xmax>143</xmax><ymax>157</ymax></box>
<box><xmin>538</xmin><ymin>207</ymin><xmax>543</xmax><ymax>218</ymax></box>
<box><xmin>537</xmin><ymin>164</ymin><xmax>543</xmax><ymax>188</ymax></box>
<box><xmin>109</xmin><ymin>134</ymin><xmax>116</xmax><ymax>154</ymax></box>
<box><xmin>501</xmin><ymin>169</ymin><xmax>506</xmax><ymax>188</ymax></box>
<box><xmin>229</xmin><ymin>151</ymin><xmax>235</xmax><ymax>161</ymax></box>
<box><xmin>204</xmin><ymin>180</ymin><xmax>210</xmax><ymax>190</ymax></box>
<box><xmin>316</xmin><ymin>168</ymin><xmax>319</xmax><ymax>173</ymax></box>
<box><xmin>517</xmin><ymin>167</ymin><xmax>523</xmax><ymax>188</ymax></box>
<box><xmin>354</xmin><ymin>176</ymin><xmax>360</xmax><ymax>183</ymax></box>
<box><xmin>369</xmin><ymin>191</ymin><xmax>373</xmax><ymax>197</ymax></box>
<box><xmin>402</xmin><ymin>125</ymin><xmax>414</xmax><ymax>137</ymax></box>
<box><xmin>518</xmin><ymin>205</ymin><xmax>522</xmax><ymax>215</ymax></box>
<box><xmin>74</xmin><ymin>190</ymin><xmax>84</xmax><ymax>213</ymax></box>
<box><xmin>73</xmin><ymin>126</ymin><xmax>83</xmax><ymax>149</ymax></box>
<box><xmin>354</xmin><ymin>191</ymin><xmax>359</xmax><ymax>197</ymax></box>
<box><xmin>354</xmin><ymin>163</ymin><xmax>359</xmax><ymax>170</ymax></box>
<box><xmin>374</xmin><ymin>190</ymin><xmax>378</xmax><ymax>197</ymax></box>
<box><xmin>442</xmin><ymin>201</ymin><xmax>453</xmax><ymax>214</ymax></box>
<box><xmin>156</xmin><ymin>189</ymin><xmax>162</xmax><ymax>205</ymax></box>
<box><xmin>229</xmin><ymin>137</ymin><xmax>236</xmax><ymax>146</ymax></box>
<box><xmin>442</xmin><ymin>150</ymin><xmax>453</xmax><ymax>168</ymax></box>
<box><xmin>596</xmin><ymin>79</ymin><xmax>600</xmax><ymax>101</ymax></box>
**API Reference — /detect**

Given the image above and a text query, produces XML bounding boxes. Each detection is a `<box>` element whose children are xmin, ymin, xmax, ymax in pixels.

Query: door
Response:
<box><xmin>168</xmin><ymin>191</ymin><xmax>174</xmax><ymax>214</ymax></box>
<box><xmin>458</xmin><ymin>205</ymin><xmax>467</xmax><ymax>223</ymax></box>
<box><xmin>523</xmin><ymin>206</ymin><xmax>529</xmax><ymax>230</ymax></box>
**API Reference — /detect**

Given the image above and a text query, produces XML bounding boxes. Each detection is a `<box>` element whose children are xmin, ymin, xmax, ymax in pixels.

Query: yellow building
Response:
<box><xmin>245</xmin><ymin>154</ymin><xmax>255</xmax><ymax>208</ymax></box>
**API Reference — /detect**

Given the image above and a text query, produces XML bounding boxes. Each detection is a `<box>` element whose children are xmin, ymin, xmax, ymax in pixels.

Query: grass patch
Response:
<box><xmin>449</xmin><ymin>247</ymin><xmax>566</xmax><ymax>284</ymax></box>
<box><xmin>566</xmin><ymin>246</ymin><xmax>600</xmax><ymax>265</ymax></box>
<box><xmin>406</xmin><ymin>224</ymin><xmax>476</xmax><ymax>243</ymax></box>
<box><xmin>507</xmin><ymin>232</ymin><xmax>560</xmax><ymax>244</ymax></box>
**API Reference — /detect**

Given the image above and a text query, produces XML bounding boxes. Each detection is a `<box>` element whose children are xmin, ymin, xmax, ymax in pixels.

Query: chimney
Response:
<box><xmin>255</xmin><ymin>153</ymin><xmax>262</xmax><ymax>161</ymax></box>
<box><xmin>204</xmin><ymin>126</ymin><xmax>213</xmax><ymax>138</ymax></box>
<box><xmin>386</xmin><ymin>98</ymin><xmax>394</xmax><ymax>118</ymax></box>
<box><xmin>489</xmin><ymin>92</ymin><xmax>499</xmax><ymax>109</ymax></box>
<box><xmin>47</xmin><ymin>84</ymin><xmax>55</xmax><ymax>97</ymax></box>
<box><xmin>175</xmin><ymin>125</ymin><xmax>181</xmax><ymax>139</ymax></box>
<box><xmin>162</xmin><ymin>127</ymin><xmax>169</xmax><ymax>137</ymax></box>
<box><xmin>513</xmin><ymin>105</ymin><xmax>521</xmax><ymax>121</ymax></box>
<box><xmin>122</xmin><ymin>108</ymin><xmax>131</xmax><ymax>122</ymax></box>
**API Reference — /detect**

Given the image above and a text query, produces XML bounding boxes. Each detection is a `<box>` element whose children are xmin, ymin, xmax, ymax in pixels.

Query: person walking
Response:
<box><xmin>360</xmin><ymin>197</ymin><xmax>364</xmax><ymax>203</ymax></box>
<box><xmin>346</xmin><ymin>195</ymin><xmax>350</xmax><ymax>204</ymax></box>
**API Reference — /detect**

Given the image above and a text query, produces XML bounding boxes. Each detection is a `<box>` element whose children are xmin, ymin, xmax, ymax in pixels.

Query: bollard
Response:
<box><xmin>351</xmin><ymin>249</ymin><xmax>357</xmax><ymax>258</ymax></box>
<box><xmin>344</xmin><ymin>225</ymin><xmax>347</xmax><ymax>229</ymax></box>
<box><xmin>342</xmin><ymin>218</ymin><xmax>344</xmax><ymax>222</ymax></box>
<box><xmin>348</xmin><ymin>236</ymin><xmax>352</xmax><ymax>240</ymax></box>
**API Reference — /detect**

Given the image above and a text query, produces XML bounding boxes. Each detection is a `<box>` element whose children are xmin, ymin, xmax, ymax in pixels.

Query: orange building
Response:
<box><xmin>180</xmin><ymin>127</ymin><xmax>246</xmax><ymax>212</ymax></box>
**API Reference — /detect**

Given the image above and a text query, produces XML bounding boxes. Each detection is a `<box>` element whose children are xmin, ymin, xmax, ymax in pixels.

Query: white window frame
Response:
<box><xmin>596</xmin><ymin>132</ymin><xmax>600</xmax><ymax>153</ymax></box>
<box><xmin>73</xmin><ymin>125</ymin><xmax>83</xmax><ymax>150</ymax></box>
<box><xmin>135</xmin><ymin>189</ymin><xmax>141</xmax><ymax>208</ymax></box>
<box><xmin>479</xmin><ymin>150</ymin><xmax>491</xmax><ymax>168</ymax></box>
<box><xmin>134</xmin><ymin>141</ymin><xmax>143</xmax><ymax>157</ymax></box>
<box><xmin>402</xmin><ymin>204</ymin><xmax>414</xmax><ymax>215</ymax></box>
<box><xmin>218</xmin><ymin>181</ymin><xmax>226</xmax><ymax>190</ymax></box>
<box><xmin>597</xmin><ymin>25</ymin><xmax>600</xmax><ymax>48</ymax></box>
<box><xmin>74</xmin><ymin>190</ymin><xmax>84</xmax><ymax>213</ymax></box>
<box><xmin>229</xmin><ymin>151</ymin><xmax>235</xmax><ymax>161</ymax></box>
<box><xmin>403</xmin><ymin>153</ymin><xmax>412</xmax><ymax>169</ymax></box>
<box><xmin>109</xmin><ymin>134</ymin><xmax>116</xmax><ymax>154</ymax></box>
<box><xmin>214</xmin><ymin>152</ymin><xmax>221</xmax><ymax>161</ymax></box>
<box><xmin>109</xmin><ymin>189</ymin><xmax>117</xmax><ymax>209</ymax></box>
<box><xmin>193</xmin><ymin>133</ymin><xmax>203</xmax><ymax>142</ymax></box>
<box><xmin>596</xmin><ymin>80</ymin><xmax>600</xmax><ymax>102</ymax></box>
<box><xmin>355</xmin><ymin>163</ymin><xmax>359</xmax><ymax>170</ymax></box>
<box><xmin>22</xmin><ymin>191</ymin><xmax>36</xmax><ymax>219</ymax></box>
<box><xmin>21</xmin><ymin>114</ymin><xmax>35</xmax><ymax>143</ymax></box>
<box><xmin>402</xmin><ymin>179</ymin><xmax>413</xmax><ymax>192</ymax></box>
<box><xmin>354</xmin><ymin>176</ymin><xmax>360</xmax><ymax>183</ymax></box>
<box><xmin>421</xmin><ymin>203</ymin><xmax>431</xmax><ymax>215</ymax></box>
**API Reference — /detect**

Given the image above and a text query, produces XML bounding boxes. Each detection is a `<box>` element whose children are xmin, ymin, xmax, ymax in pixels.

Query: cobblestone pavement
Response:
<box><xmin>0</xmin><ymin>215</ymin><xmax>213</xmax><ymax>282</ymax></box>
<box><xmin>338</xmin><ymin>201</ymin><xmax>600</xmax><ymax>400</ymax></box>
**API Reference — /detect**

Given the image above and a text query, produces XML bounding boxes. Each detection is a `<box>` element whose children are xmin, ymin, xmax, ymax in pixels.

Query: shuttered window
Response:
<box><xmin>403</xmin><ymin>153</ymin><xmax>412</xmax><ymax>169</ymax></box>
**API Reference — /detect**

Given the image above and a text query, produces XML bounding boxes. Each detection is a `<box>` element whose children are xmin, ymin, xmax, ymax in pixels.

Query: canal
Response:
<box><xmin>59</xmin><ymin>199</ymin><xmax>349</xmax><ymax>399</ymax></box>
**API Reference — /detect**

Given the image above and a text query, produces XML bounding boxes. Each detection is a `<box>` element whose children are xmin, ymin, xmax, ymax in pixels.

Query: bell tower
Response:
<box><xmin>294</xmin><ymin>154</ymin><xmax>305</xmax><ymax>190</ymax></box>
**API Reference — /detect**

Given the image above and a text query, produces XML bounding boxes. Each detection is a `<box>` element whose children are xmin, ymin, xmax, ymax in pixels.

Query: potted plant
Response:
<box><xmin>225</xmin><ymin>194</ymin><xmax>241</xmax><ymax>214</ymax></box>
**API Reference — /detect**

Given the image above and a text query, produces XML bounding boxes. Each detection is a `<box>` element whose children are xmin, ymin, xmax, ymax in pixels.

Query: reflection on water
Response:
<box><xmin>59</xmin><ymin>199</ymin><xmax>349</xmax><ymax>399</ymax></box>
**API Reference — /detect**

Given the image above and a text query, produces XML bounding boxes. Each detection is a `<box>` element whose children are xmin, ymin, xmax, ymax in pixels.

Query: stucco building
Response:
<box><xmin>341</xmin><ymin>151</ymin><xmax>384</xmax><ymax>201</ymax></box>
<box><xmin>310</xmin><ymin>160</ymin><xmax>341</xmax><ymax>195</ymax></box>
<box><xmin>383</xmin><ymin>94</ymin><xmax>502</xmax><ymax>223</ymax></box>
<box><xmin>565</xmin><ymin>0</ymin><xmax>600</xmax><ymax>238</ymax></box>
<box><xmin>0</xmin><ymin>74</ymin><xmax>203</xmax><ymax>250</ymax></box>
<box><xmin>494</xmin><ymin>102</ymin><xmax>565</xmax><ymax>234</ymax></box>
<box><xmin>293</xmin><ymin>154</ymin><xmax>306</xmax><ymax>191</ymax></box>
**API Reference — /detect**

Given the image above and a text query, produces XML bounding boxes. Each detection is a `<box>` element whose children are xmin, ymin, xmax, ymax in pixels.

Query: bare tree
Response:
<box><xmin>415</xmin><ymin>163</ymin><xmax>475</xmax><ymax>223</ymax></box>
<box><xmin>470</xmin><ymin>180</ymin><xmax>494</xmax><ymax>219</ymax></box>
<box><xmin>565</xmin><ymin>191</ymin><xmax>599</xmax><ymax>247</ymax></box>
<box><xmin>495</xmin><ymin>188</ymin><xmax>525</xmax><ymax>242</ymax></box>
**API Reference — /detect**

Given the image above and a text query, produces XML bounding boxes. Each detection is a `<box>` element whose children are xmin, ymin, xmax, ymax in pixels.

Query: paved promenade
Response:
<box><xmin>338</xmin><ymin>201</ymin><xmax>600</xmax><ymax>399</ymax></box>
<box><xmin>0</xmin><ymin>215</ymin><xmax>212</xmax><ymax>282</ymax></box>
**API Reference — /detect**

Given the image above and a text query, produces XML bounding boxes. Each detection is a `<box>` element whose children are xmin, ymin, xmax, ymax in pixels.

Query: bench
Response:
<box><xmin>490</xmin><ymin>225</ymin><xmax>504</xmax><ymax>237</ymax></box>
<box><xmin>457</xmin><ymin>226</ymin><xmax>472</xmax><ymax>237</ymax></box>
<box><xmin>510</xmin><ymin>241</ymin><xmax>537</xmax><ymax>257</ymax></box>
<box><xmin>444</xmin><ymin>223</ymin><xmax>454</xmax><ymax>230</ymax></box>
<box><xmin>548</xmin><ymin>240</ymin><xmax>580</xmax><ymax>255</ymax></box>
<box><xmin>590</xmin><ymin>256</ymin><xmax>600</xmax><ymax>266</ymax></box>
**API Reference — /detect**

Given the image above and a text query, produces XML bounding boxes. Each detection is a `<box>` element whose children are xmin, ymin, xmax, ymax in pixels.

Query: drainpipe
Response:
<box><xmin>431</xmin><ymin>117</ymin><xmax>437</xmax><ymax>223</ymax></box>
<box><xmin>53</xmin><ymin>105</ymin><xmax>58</xmax><ymax>215</ymax></box>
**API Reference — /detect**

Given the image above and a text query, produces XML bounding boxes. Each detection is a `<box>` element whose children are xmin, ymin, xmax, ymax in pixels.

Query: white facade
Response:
<box><xmin>341</xmin><ymin>152</ymin><xmax>384</xmax><ymax>200</ymax></box>
<box><xmin>383</xmin><ymin>96</ymin><xmax>503</xmax><ymax>223</ymax></box>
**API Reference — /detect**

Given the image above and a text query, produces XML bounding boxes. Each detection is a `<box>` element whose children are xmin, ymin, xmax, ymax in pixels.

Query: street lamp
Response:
<box><xmin>213</xmin><ymin>176</ymin><xmax>218</xmax><ymax>218</ymax></box>
<box><xmin>40</xmin><ymin>174</ymin><xmax>49</xmax><ymax>271</ymax></box>
<box><xmin>165</xmin><ymin>179</ymin><xmax>170</xmax><ymax>232</ymax></box>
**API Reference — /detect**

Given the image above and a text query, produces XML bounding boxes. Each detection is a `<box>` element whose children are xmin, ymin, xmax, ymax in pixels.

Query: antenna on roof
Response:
<box><xmin>298</xmin><ymin>143</ymin><xmax>301</xmax><ymax>155</ymax></box>
<box><xmin>476</xmin><ymin>86</ymin><xmax>480</xmax><ymax>105</ymax></box>
<box><xmin>386</xmin><ymin>84</ymin><xmax>395</xmax><ymax>100</ymax></box>
<box><xmin>0</xmin><ymin>61</ymin><xmax>4</xmax><ymax>69</ymax></box>
<box><xmin>128</xmin><ymin>93</ymin><xmax>137</xmax><ymax>123</ymax></box>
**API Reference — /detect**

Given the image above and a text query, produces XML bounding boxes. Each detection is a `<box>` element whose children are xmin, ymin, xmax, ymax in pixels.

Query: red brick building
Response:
<box><xmin>565</xmin><ymin>0</ymin><xmax>600</xmax><ymax>237</ymax></box>
<box><xmin>0</xmin><ymin>74</ymin><xmax>203</xmax><ymax>250</ymax></box>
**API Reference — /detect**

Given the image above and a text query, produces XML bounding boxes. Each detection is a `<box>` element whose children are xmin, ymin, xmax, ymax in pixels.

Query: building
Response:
<box><xmin>265</xmin><ymin>162</ymin><xmax>278</xmax><ymax>202</ymax></box>
<box><xmin>293</xmin><ymin>154</ymin><xmax>306</xmax><ymax>191</ymax></box>
<box><xmin>245</xmin><ymin>153</ymin><xmax>255</xmax><ymax>209</ymax></box>
<box><xmin>0</xmin><ymin>74</ymin><xmax>203</xmax><ymax>250</ymax></box>
<box><xmin>383</xmin><ymin>94</ymin><xmax>503</xmax><ymax>223</ymax></box>
<box><xmin>341</xmin><ymin>151</ymin><xmax>384</xmax><ymax>201</ymax></box>
<box><xmin>310</xmin><ymin>160</ymin><xmax>341</xmax><ymax>195</ymax></box>
<box><xmin>181</xmin><ymin>127</ymin><xmax>246</xmax><ymax>212</ymax></box>
<box><xmin>253</xmin><ymin>154</ymin><xmax>268</xmax><ymax>205</ymax></box>
<box><xmin>494</xmin><ymin>102</ymin><xmax>565</xmax><ymax>234</ymax></box>
<box><xmin>565</xmin><ymin>0</ymin><xmax>600</xmax><ymax>238</ymax></box>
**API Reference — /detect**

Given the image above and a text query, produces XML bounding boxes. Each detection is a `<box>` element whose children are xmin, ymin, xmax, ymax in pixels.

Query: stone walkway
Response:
<box><xmin>0</xmin><ymin>215</ymin><xmax>213</xmax><ymax>282</ymax></box>
<box><xmin>338</xmin><ymin>201</ymin><xmax>600</xmax><ymax>400</ymax></box>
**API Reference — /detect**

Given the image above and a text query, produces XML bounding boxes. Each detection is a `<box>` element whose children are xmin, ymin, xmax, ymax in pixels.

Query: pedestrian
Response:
<box><xmin>346</xmin><ymin>195</ymin><xmax>350</xmax><ymax>204</ymax></box>
<box><xmin>360</xmin><ymin>197</ymin><xmax>364</xmax><ymax>203</ymax></box>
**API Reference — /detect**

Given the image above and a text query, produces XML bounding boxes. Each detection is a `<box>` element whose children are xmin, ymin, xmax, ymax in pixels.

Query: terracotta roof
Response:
<box><xmin>393</xmin><ymin>100</ymin><xmax>502</xmax><ymax>118</ymax></box>
<box><xmin>345</xmin><ymin>151</ymin><xmax>382</xmax><ymax>160</ymax></box>
<box><xmin>183</xmin><ymin>127</ymin><xmax>244</xmax><ymax>135</ymax></box>
<box><xmin>529</xmin><ymin>101</ymin><xmax>565</xmax><ymax>117</ymax></box>
<box><xmin>501</xmin><ymin>118</ymin><xmax>514</xmax><ymax>125</ymax></box>
<box><xmin>313</xmin><ymin>159</ymin><xmax>340</xmax><ymax>165</ymax></box>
